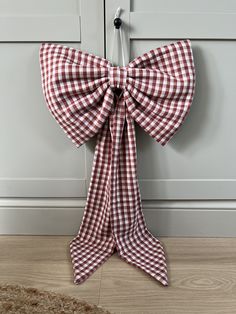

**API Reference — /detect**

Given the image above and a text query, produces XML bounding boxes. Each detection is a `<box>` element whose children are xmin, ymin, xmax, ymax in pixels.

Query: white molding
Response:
<box><xmin>80</xmin><ymin>0</ymin><xmax>105</xmax><ymax>55</ymax></box>
<box><xmin>142</xmin><ymin>200</ymin><xmax>236</xmax><ymax>210</ymax></box>
<box><xmin>1</xmin><ymin>198</ymin><xmax>236</xmax><ymax>209</ymax></box>
<box><xmin>0</xmin><ymin>198</ymin><xmax>86</xmax><ymax>208</ymax></box>
<box><xmin>0</xmin><ymin>179</ymin><xmax>87</xmax><ymax>198</ymax></box>
<box><xmin>0</xmin><ymin>198</ymin><xmax>236</xmax><ymax>236</ymax></box>
<box><xmin>0</xmin><ymin>16</ymin><xmax>81</xmax><ymax>42</ymax></box>
<box><xmin>130</xmin><ymin>12</ymin><xmax>236</xmax><ymax>39</ymax></box>
<box><xmin>1</xmin><ymin>178</ymin><xmax>236</xmax><ymax>198</ymax></box>
<box><xmin>139</xmin><ymin>180</ymin><xmax>236</xmax><ymax>199</ymax></box>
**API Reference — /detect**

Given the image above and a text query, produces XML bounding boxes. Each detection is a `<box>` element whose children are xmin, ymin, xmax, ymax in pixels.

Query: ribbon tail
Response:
<box><xmin>109</xmin><ymin>99</ymin><xmax>169</xmax><ymax>286</ymax></box>
<box><xmin>69</xmin><ymin>120</ymin><xmax>116</xmax><ymax>284</ymax></box>
<box><xmin>69</xmin><ymin>97</ymin><xmax>168</xmax><ymax>286</ymax></box>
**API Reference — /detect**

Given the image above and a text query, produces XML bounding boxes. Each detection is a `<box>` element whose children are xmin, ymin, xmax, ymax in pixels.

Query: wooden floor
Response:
<box><xmin>0</xmin><ymin>236</ymin><xmax>235</xmax><ymax>314</ymax></box>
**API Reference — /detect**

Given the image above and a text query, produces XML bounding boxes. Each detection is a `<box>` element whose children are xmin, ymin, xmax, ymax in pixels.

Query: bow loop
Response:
<box><xmin>40</xmin><ymin>43</ymin><xmax>114</xmax><ymax>148</ymax></box>
<box><xmin>125</xmin><ymin>39</ymin><xmax>195</xmax><ymax>146</ymax></box>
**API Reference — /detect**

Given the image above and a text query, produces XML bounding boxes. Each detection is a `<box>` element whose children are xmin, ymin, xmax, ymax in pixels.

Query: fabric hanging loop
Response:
<box><xmin>39</xmin><ymin>18</ymin><xmax>195</xmax><ymax>286</ymax></box>
<box><xmin>110</xmin><ymin>7</ymin><xmax>126</xmax><ymax>66</ymax></box>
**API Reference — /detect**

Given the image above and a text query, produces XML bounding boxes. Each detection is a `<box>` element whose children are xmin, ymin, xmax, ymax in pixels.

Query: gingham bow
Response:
<box><xmin>40</xmin><ymin>40</ymin><xmax>195</xmax><ymax>286</ymax></box>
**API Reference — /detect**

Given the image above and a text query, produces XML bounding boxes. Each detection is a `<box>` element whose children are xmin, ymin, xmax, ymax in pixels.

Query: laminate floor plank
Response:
<box><xmin>0</xmin><ymin>236</ymin><xmax>101</xmax><ymax>304</ymax></box>
<box><xmin>99</xmin><ymin>238</ymin><xmax>236</xmax><ymax>314</ymax></box>
<box><xmin>0</xmin><ymin>236</ymin><xmax>235</xmax><ymax>313</ymax></box>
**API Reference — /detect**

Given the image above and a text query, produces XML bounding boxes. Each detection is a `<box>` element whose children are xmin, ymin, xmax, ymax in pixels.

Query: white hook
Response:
<box><xmin>114</xmin><ymin>7</ymin><xmax>121</xmax><ymax>19</ymax></box>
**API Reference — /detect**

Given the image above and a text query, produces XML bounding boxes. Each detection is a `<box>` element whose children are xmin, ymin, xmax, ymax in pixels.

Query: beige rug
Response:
<box><xmin>0</xmin><ymin>284</ymin><xmax>111</xmax><ymax>314</ymax></box>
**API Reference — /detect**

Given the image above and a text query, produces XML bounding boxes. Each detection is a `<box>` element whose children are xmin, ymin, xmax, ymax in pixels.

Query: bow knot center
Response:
<box><xmin>108</xmin><ymin>67</ymin><xmax>127</xmax><ymax>90</ymax></box>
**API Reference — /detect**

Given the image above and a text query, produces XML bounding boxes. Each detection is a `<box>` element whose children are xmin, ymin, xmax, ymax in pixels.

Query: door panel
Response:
<box><xmin>0</xmin><ymin>0</ymin><xmax>104</xmax><ymax>197</ymax></box>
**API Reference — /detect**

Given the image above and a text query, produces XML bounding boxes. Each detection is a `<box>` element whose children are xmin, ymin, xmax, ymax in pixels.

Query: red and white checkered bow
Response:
<box><xmin>39</xmin><ymin>39</ymin><xmax>195</xmax><ymax>286</ymax></box>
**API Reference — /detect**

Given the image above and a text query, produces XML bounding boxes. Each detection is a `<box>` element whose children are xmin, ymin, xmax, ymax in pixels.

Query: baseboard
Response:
<box><xmin>0</xmin><ymin>198</ymin><xmax>236</xmax><ymax>236</ymax></box>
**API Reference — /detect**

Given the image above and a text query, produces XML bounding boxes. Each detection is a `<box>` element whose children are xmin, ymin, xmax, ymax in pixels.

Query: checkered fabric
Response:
<box><xmin>39</xmin><ymin>40</ymin><xmax>195</xmax><ymax>286</ymax></box>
